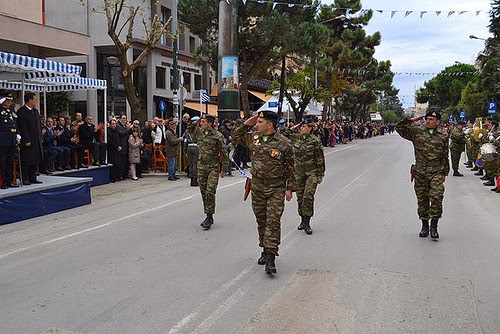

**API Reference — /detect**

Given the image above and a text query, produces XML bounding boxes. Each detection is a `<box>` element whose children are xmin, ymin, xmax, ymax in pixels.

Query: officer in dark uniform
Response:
<box><xmin>0</xmin><ymin>96</ymin><xmax>19</xmax><ymax>189</ymax></box>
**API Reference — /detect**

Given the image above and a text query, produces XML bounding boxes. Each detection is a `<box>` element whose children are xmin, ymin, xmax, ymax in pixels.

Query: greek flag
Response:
<box><xmin>200</xmin><ymin>89</ymin><xmax>210</xmax><ymax>103</ymax></box>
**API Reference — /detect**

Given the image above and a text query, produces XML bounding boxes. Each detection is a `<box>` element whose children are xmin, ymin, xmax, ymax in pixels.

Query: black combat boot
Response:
<box><xmin>257</xmin><ymin>251</ymin><xmax>267</xmax><ymax>265</ymax></box>
<box><xmin>200</xmin><ymin>213</ymin><xmax>214</xmax><ymax>230</ymax></box>
<box><xmin>303</xmin><ymin>216</ymin><xmax>313</xmax><ymax>235</ymax></box>
<box><xmin>480</xmin><ymin>174</ymin><xmax>490</xmax><ymax>181</ymax></box>
<box><xmin>453</xmin><ymin>170</ymin><xmax>464</xmax><ymax>177</ymax></box>
<box><xmin>474</xmin><ymin>169</ymin><xmax>484</xmax><ymax>176</ymax></box>
<box><xmin>297</xmin><ymin>216</ymin><xmax>305</xmax><ymax>230</ymax></box>
<box><xmin>419</xmin><ymin>220</ymin><xmax>429</xmax><ymax>237</ymax></box>
<box><xmin>430</xmin><ymin>218</ymin><xmax>439</xmax><ymax>239</ymax></box>
<box><xmin>470</xmin><ymin>166</ymin><xmax>479</xmax><ymax>171</ymax></box>
<box><xmin>464</xmin><ymin>161</ymin><xmax>473</xmax><ymax>168</ymax></box>
<box><xmin>483</xmin><ymin>178</ymin><xmax>495</xmax><ymax>186</ymax></box>
<box><xmin>265</xmin><ymin>253</ymin><xmax>277</xmax><ymax>274</ymax></box>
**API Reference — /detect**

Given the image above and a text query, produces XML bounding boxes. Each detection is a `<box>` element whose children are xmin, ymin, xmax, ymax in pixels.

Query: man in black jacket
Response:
<box><xmin>16</xmin><ymin>92</ymin><xmax>43</xmax><ymax>185</ymax></box>
<box><xmin>78</xmin><ymin>115</ymin><xmax>106</xmax><ymax>166</ymax></box>
<box><xmin>55</xmin><ymin>116</ymin><xmax>86</xmax><ymax>169</ymax></box>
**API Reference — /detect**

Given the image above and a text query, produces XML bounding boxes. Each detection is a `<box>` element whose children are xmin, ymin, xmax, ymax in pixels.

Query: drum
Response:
<box><xmin>480</xmin><ymin>143</ymin><xmax>498</xmax><ymax>162</ymax></box>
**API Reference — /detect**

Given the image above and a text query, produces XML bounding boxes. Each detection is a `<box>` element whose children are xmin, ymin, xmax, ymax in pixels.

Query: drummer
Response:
<box><xmin>483</xmin><ymin>121</ymin><xmax>500</xmax><ymax>192</ymax></box>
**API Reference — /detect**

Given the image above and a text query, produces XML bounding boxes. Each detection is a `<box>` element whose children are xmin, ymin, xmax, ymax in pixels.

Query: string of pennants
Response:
<box><xmin>335</xmin><ymin>68</ymin><xmax>480</xmax><ymax>76</ymax></box>
<box><xmin>237</xmin><ymin>0</ymin><xmax>490</xmax><ymax>17</ymax></box>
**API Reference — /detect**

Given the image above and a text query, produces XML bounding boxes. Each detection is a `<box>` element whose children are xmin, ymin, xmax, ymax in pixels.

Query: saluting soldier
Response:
<box><xmin>232</xmin><ymin>111</ymin><xmax>296</xmax><ymax>274</ymax></box>
<box><xmin>282</xmin><ymin>116</ymin><xmax>325</xmax><ymax>235</ymax></box>
<box><xmin>396</xmin><ymin>111</ymin><xmax>449</xmax><ymax>239</ymax></box>
<box><xmin>188</xmin><ymin>114</ymin><xmax>229</xmax><ymax>230</ymax></box>
<box><xmin>183</xmin><ymin>116</ymin><xmax>200</xmax><ymax>187</ymax></box>
<box><xmin>449</xmin><ymin>120</ymin><xmax>467</xmax><ymax>176</ymax></box>
<box><xmin>0</xmin><ymin>96</ymin><xmax>19</xmax><ymax>189</ymax></box>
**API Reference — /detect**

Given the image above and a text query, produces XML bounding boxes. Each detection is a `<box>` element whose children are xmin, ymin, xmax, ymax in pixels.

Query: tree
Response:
<box><xmin>179</xmin><ymin>0</ymin><xmax>322</xmax><ymax>117</ymax></box>
<box><xmin>478</xmin><ymin>1</ymin><xmax>500</xmax><ymax>105</ymax></box>
<box><xmin>45</xmin><ymin>92</ymin><xmax>72</xmax><ymax>116</ymax></box>
<box><xmin>81</xmin><ymin>0</ymin><xmax>173</xmax><ymax>119</ymax></box>
<box><xmin>419</xmin><ymin>63</ymin><xmax>478</xmax><ymax>113</ymax></box>
<box><xmin>458</xmin><ymin>81</ymin><xmax>488</xmax><ymax>120</ymax></box>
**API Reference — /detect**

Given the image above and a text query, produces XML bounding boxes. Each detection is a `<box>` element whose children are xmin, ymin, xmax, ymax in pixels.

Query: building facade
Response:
<box><xmin>40</xmin><ymin>0</ymin><xmax>213</xmax><ymax>122</ymax></box>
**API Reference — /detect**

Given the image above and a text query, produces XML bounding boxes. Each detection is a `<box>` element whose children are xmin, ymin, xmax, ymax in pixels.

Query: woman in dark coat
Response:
<box><xmin>107</xmin><ymin>119</ymin><xmax>122</xmax><ymax>182</ymax></box>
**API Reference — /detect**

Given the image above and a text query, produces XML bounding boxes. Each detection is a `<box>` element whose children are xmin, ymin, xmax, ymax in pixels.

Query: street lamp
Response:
<box><xmin>469</xmin><ymin>35</ymin><xmax>487</xmax><ymax>41</ymax></box>
<box><xmin>321</xmin><ymin>14</ymin><xmax>346</xmax><ymax>24</ymax></box>
<box><xmin>106</xmin><ymin>56</ymin><xmax>120</xmax><ymax>118</ymax></box>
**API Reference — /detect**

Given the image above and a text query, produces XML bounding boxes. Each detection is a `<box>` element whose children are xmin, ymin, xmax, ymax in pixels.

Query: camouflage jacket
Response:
<box><xmin>188</xmin><ymin>123</ymin><xmax>229</xmax><ymax>169</ymax></box>
<box><xmin>232</xmin><ymin>123</ymin><xmax>296</xmax><ymax>191</ymax></box>
<box><xmin>449</xmin><ymin>127</ymin><xmax>466</xmax><ymax>151</ymax></box>
<box><xmin>282</xmin><ymin>128</ymin><xmax>325</xmax><ymax>178</ymax></box>
<box><xmin>396</xmin><ymin>117</ymin><xmax>449</xmax><ymax>174</ymax></box>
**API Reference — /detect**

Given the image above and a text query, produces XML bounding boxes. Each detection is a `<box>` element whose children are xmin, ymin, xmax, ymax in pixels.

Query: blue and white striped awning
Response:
<box><xmin>0</xmin><ymin>76</ymin><xmax>107</xmax><ymax>92</ymax></box>
<box><xmin>0</xmin><ymin>51</ymin><xmax>82</xmax><ymax>78</ymax></box>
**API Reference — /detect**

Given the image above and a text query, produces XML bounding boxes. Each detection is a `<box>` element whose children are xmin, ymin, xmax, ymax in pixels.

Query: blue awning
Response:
<box><xmin>0</xmin><ymin>51</ymin><xmax>82</xmax><ymax>78</ymax></box>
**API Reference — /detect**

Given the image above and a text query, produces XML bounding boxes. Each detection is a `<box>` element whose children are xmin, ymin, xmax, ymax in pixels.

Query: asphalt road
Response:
<box><xmin>1</xmin><ymin>133</ymin><xmax>499</xmax><ymax>334</ymax></box>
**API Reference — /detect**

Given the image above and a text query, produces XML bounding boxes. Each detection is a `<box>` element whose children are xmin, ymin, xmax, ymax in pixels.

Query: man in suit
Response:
<box><xmin>0</xmin><ymin>96</ymin><xmax>19</xmax><ymax>188</ymax></box>
<box><xmin>16</xmin><ymin>92</ymin><xmax>43</xmax><ymax>185</ymax></box>
<box><xmin>78</xmin><ymin>115</ymin><xmax>107</xmax><ymax>166</ymax></box>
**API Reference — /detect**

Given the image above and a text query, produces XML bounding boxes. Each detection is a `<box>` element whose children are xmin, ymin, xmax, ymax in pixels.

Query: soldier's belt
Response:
<box><xmin>415</xmin><ymin>160</ymin><xmax>442</xmax><ymax>167</ymax></box>
<box><xmin>252</xmin><ymin>175</ymin><xmax>284</xmax><ymax>185</ymax></box>
<box><xmin>187</xmin><ymin>143</ymin><xmax>198</xmax><ymax>147</ymax></box>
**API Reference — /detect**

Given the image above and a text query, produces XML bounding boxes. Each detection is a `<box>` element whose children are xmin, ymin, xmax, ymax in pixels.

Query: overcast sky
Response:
<box><xmin>321</xmin><ymin>0</ymin><xmax>492</xmax><ymax>108</ymax></box>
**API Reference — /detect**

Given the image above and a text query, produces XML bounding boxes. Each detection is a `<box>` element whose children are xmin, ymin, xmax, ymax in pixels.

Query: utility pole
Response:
<box><xmin>172</xmin><ymin>0</ymin><xmax>179</xmax><ymax>122</ymax></box>
<box><xmin>217</xmin><ymin>0</ymin><xmax>240</xmax><ymax>121</ymax></box>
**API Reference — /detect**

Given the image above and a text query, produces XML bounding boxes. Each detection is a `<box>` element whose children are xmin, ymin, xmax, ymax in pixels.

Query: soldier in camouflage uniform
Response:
<box><xmin>483</xmin><ymin>121</ymin><xmax>500</xmax><ymax>190</ymax></box>
<box><xmin>396</xmin><ymin>111</ymin><xmax>449</xmax><ymax>239</ymax></box>
<box><xmin>188</xmin><ymin>114</ymin><xmax>229</xmax><ymax>230</ymax></box>
<box><xmin>183</xmin><ymin>116</ymin><xmax>200</xmax><ymax>187</ymax></box>
<box><xmin>449</xmin><ymin>121</ymin><xmax>467</xmax><ymax>177</ymax></box>
<box><xmin>232</xmin><ymin>111</ymin><xmax>296</xmax><ymax>274</ymax></box>
<box><xmin>282</xmin><ymin>117</ymin><xmax>325</xmax><ymax>235</ymax></box>
<box><xmin>470</xmin><ymin>118</ymin><xmax>488</xmax><ymax>175</ymax></box>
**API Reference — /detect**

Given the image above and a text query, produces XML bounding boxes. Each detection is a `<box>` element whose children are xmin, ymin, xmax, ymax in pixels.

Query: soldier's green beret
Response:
<box><xmin>201</xmin><ymin>114</ymin><xmax>215</xmax><ymax>123</ymax></box>
<box><xmin>301</xmin><ymin>116</ymin><xmax>314</xmax><ymax>125</ymax></box>
<box><xmin>258</xmin><ymin>110</ymin><xmax>279</xmax><ymax>122</ymax></box>
<box><xmin>425</xmin><ymin>111</ymin><xmax>441</xmax><ymax>120</ymax></box>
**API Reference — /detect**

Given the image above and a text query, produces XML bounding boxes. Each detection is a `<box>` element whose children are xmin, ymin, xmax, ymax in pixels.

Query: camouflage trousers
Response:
<box><xmin>450</xmin><ymin>147</ymin><xmax>464</xmax><ymax>171</ymax></box>
<box><xmin>296</xmin><ymin>174</ymin><xmax>319</xmax><ymax>217</ymax></box>
<box><xmin>186</xmin><ymin>146</ymin><xmax>199</xmax><ymax>179</ymax></box>
<box><xmin>198</xmin><ymin>164</ymin><xmax>220</xmax><ymax>214</ymax></box>
<box><xmin>484</xmin><ymin>157</ymin><xmax>500</xmax><ymax>178</ymax></box>
<box><xmin>413</xmin><ymin>168</ymin><xmax>445</xmax><ymax>220</ymax></box>
<box><xmin>470</xmin><ymin>142</ymin><xmax>481</xmax><ymax>166</ymax></box>
<box><xmin>251</xmin><ymin>182</ymin><xmax>285</xmax><ymax>256</ymax></box>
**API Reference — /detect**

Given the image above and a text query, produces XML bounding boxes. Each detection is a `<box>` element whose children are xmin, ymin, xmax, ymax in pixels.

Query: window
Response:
<box><xmin>189</xmin><ymin>36</ymin><xmax>196</xmax><ymax>54</ymax></box>
<box><xmin>183</xmin><ymin>72</ymin><xmax>191</xmax><ymax>92</ymax></box>
<box><xmin>156</xmin><ymin>66</ymin><xmax>166</xmax><ymax>89</ymax></box>
<box><xmin>161</xmin><ymin>6</ymin><xmax>172</xmax><ymax>47</ymax></box>
<box><xmin>194</xmin><ymin>74</ymin><xmax>201</xmax><ymax>91</ymax></box>
<box><xmin>179</xmin><ymin>26</ymin><xmax>185</xmax><ymax>51</ymax></box>
<box><xmin>170</xmin><ymin>68</ymin><xmax>174</xmax><ymax>90</ymax></box>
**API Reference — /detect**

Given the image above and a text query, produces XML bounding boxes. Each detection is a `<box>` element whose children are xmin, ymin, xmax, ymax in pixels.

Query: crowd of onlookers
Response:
<box><xmin>285</xmin><ymin>120</ymin><xmax>395</xmax><ymax>147</ymax></box>
<box><xmin>1</xmin><ymin>92</ymin><xmax>398</xmax><ymax>190</ymax></box>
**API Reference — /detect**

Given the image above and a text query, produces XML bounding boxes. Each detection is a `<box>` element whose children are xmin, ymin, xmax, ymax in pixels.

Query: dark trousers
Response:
<box><xmin>119</xmin><ymin>154</ymin><xmax>129</xmax><ymax>178</ymax></box>
<box><xmin>84</xmin><ymin>142</ymin><xmax>107</xmax><ymax>164</ymax></box>
<box><xmin>0</xmin><ymin>146</ymin><xmax>16</xmax><ymax>185</ymax></box>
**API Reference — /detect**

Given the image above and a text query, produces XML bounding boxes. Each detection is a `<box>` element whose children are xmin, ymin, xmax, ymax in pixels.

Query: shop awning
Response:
<box><xmin>184</xmin><ymin>102</ymin><xmax>218</xmax><ymax>116</ymax></box>
<box><xmin>0</xmin><ymin>51</ymin><xmax>82</xmax><ymax>78</ymax></box>
<box><xmin>210</xmin><ymin>83</ymin><xmax>218</xmax><ymax>97</ymax></box>
<box><xmin>248</xmin><ymin>90</ymin><xmax>271</xmax><ymax>102</ymax></box>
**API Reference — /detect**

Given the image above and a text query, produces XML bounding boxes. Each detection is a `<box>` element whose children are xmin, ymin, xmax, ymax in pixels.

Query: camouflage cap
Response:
<box><xmin>424</xmin><ymin>110</ymin><xmax>441</xmax><ymax>120</ymax></box>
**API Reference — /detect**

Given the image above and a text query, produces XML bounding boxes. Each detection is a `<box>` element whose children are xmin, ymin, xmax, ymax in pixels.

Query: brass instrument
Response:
<box><xmin>472</xmin><ymin>117</ymin><xmax>488</xmax><ymax>142</ymax></box>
